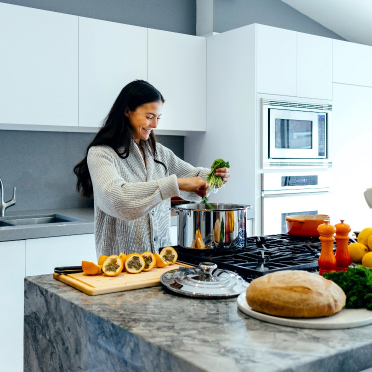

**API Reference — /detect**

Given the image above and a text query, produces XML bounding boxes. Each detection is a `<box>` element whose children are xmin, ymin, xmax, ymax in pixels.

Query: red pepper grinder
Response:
<box><xmin>335</xmin><ymin>220</ymin><xmax>352</xmax><ymax>272</ymax></box>
<box><xmin>317</xmin><ymin>220</ymin><xmax>337</xmax><ymax>276</ymax></box>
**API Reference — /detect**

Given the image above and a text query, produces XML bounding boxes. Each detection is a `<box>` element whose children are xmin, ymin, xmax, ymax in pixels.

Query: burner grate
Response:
<box><xmin>173</xmin><ymin>233</ymin><xmax>340</xmax><ymax>282</ymax></box>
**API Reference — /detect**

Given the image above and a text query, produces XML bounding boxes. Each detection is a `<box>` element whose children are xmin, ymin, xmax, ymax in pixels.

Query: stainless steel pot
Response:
<box><xmin>174</xmin><ymin>203</ymin><xmax>251</xmax><ymax>250</ymax></box>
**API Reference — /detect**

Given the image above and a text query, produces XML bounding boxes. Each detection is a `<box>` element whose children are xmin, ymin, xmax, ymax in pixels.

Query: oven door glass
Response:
<box><xmin>269</xmin><ymin>109</ymin><xmax>323</xmax><ymax>159</ymax></box>
<box><xmin>262</xmin><ymin>192</ymin><xmax>330</xmax><ymax>235</ymax></box>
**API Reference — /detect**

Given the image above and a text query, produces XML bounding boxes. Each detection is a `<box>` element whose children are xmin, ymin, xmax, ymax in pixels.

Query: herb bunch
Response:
<box><xmin>323</xmin><ymin>265</ymin><xmax>372</xmax><ymax>310</ymax></box>
<box><xmin>202</xmin><ymin>158</ymin><xmax>230</xmax><ymax>206</ymax></box>
<box><xmin>206</xmin><ymin>158</ymin><xmax>230</xmax><ymax>189</ymax></box>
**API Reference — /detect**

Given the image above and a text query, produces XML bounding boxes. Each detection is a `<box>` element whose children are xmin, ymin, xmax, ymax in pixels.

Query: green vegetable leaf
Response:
<box><xmin>323</xmin><ymin>265</ymin><xmax>372</xmax><ymax>309</ymax></box>
<box><xmin>206</xmin><ymin>158</ymin><xmax>230</xmax><ymax>190</ymax></box>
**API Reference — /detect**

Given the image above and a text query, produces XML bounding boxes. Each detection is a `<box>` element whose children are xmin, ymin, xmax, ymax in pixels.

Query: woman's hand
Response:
<box><xmin>177</xmin><ymin>177</ymin><xmax>210</xmax><ymax>198</ymax></box>
<box><xmin>214</xmin><ymin>167</ymin><xmax>230</xmax><ymax>184</ymax></box>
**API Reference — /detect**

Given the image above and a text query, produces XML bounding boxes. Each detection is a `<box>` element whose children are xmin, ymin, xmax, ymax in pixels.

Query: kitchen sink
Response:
<box><xmin>0</xmin><ymin>214</ymin><xmax>82</xmax><ymax>226</ymax></box>
<box><xmin>0</xmin><ymin>221</ymin><xmax>14</xmax><ymax>227</ymax></box>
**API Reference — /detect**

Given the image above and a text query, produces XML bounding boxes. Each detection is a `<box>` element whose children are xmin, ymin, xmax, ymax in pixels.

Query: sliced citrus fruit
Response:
<box><xmin>159</xmin><ymin>246</ymin><xmax>178</xmax><ymax>264</ymax></box>
<box><xmin>98</xmin><ymin>255</ymin><xmax>108</xmax><ymax>266</ymax></box>
<box><xmin>141</xmin><ymin>252</ymin><xmax>156</xmax><ymax>271</ymax></box>
<box><xmin>102</xmin><ymin>255</ymin><xmax>123</xmax><ymax>277</ymax></box>
<box><xmin>82</xmin><ymin>260</ymin><xmax>102</xmax><ymax>275</ymax></box>
<box><xmin>119</xmin><ymin>252</ymin><xmax>127</xmax><ymax>271</ymax></box>
<box><xmin>125</xmin><ymin>253</ymin><xmax>145</xmax><ymax>273</ymax></box>
<box><xmin>154</xmin><ymin>252</ymin><xmax>169</xmax><ymax>268</ymax></box>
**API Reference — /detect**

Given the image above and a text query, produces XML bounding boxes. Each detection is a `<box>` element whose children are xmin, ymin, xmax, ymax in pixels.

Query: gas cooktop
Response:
<box><xmin>173</xmin><ymin>233</ymin><xmax>341</xmax><ymax>282</ymax></box>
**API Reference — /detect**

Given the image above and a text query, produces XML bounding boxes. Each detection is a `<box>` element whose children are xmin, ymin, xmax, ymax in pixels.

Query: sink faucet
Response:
<box><xmin>0</xmin><ymin>178</ymin><xmax>16</xmax><ymax>217</ymax></box>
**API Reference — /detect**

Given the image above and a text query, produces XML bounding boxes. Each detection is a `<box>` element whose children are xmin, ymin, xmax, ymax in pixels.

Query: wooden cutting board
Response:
<box><xmin>53</xmin><ymin>263</ymin><xmax>189</xmax><ymax>296</ymax></box>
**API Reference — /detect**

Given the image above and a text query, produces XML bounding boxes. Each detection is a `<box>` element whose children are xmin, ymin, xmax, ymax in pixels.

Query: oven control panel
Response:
<box><xmin>262</xmin><ymin>172</ymin><xmax>332</xmax><ymax>195</ymax></box>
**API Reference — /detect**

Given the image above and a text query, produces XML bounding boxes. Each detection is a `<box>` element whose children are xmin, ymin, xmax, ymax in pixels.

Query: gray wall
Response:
<box><xmin>0</xmin><ymin>130</ymin><xmax>184</xmax><ymax>212</ymax></box>
<box><xmin>213</xmin><ymin>0</ymin><xmax>344</xmax><ymax>40</ymax></box>
<box><xmin>0</xmin><ymin>0</ymin><xmax>197</xmax><ymax>35</ymax></box>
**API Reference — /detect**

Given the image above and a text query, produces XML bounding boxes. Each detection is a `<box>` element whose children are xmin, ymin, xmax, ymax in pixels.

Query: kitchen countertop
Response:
<box><xmin>24</xmin><ymin>274</ymin><xmax>372</xmax><ymax>372</ymax></box>
<box><xmin>0</xmin><ymin>208</ymin><xmax>95</xmax><ymax>242</ymax></box>
<box><xmin>0</xmin><ymin>207</ymin><xmax>179</xmax><ymax>242</ymax></box>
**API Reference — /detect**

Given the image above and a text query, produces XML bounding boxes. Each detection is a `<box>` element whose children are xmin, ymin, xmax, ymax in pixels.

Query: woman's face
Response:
<box><xmin>126</xmin><ymin>100</ymin><xmax>163</xmax><ymax>144</ymax></box>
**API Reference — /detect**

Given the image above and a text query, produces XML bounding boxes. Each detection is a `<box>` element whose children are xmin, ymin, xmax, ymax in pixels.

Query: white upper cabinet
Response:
<box><xmin>256</xmin><ymin>24</ymin><xmax>297</xmax><ymax>97</ymax></box>
<box><xmin>79</xmin><ymin>17</ymin><xmax>147</xmax><ymax>128</ymax></box>
<box><xmin>148</xmin><ymin>29</ymin><xmax>206</xmax><ymax>132</ymax></box>
<box><xmin>333</xmin><ymin>40</ymin><xmax>372</xmax><ymax>87</ymax></box>
<box><xmin>297</xmin><ymin>32</ymin><xmax>332</xmax><ymax>100</ymax></box>
<box><xmin>256</xmin><ymin>25</ymin><xmax>332</xmax><ymax>100</ymax></box>
<box><xmin>0</xmin><ymin>3</ymin><xmax>78</xmax><ymax>126</ymax></box>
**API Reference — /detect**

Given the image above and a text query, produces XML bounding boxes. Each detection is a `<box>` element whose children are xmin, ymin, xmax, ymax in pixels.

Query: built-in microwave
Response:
<box><xmin>262</xmin><ymin>99</ymin><xmax>332</xmax><ymax>168</ymax></box>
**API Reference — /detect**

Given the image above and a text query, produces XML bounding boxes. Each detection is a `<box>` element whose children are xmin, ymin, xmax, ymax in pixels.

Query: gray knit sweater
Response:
<box><xmin>87</xmin><ymin>141</ymin><xmax>209</xmax><ymax>258</ymax></box>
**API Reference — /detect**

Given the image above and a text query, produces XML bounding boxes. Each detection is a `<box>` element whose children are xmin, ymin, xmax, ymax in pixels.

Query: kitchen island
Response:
<box><xmin>25</xmin><ymin>275</ymin><xmax>372</xmax><ymax>372</ymax></box>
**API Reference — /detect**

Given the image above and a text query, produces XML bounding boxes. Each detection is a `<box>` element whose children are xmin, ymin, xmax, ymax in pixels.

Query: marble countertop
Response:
<box><xmin>24</xmin><ymin>274</ymin><xmax>372</xmax><ymax>372</ymax></box>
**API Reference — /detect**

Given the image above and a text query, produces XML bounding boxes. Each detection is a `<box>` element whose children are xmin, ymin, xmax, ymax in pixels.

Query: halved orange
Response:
<box><xmin>82</xmin><ymin>261</ymin><xmax>102</xmax><ymax>275</ymax></box>
<box><xmin>102</xmin><ymin>255</ymin><xmax>123</xmax><ymax>277</ymax></box>
<box><xmin>154</xmin><ymin>252</ymin><xmax>169</xmax><ymax>268</ymax></box>
<box><xmin>159</xmin><ymin>246</ymin><xmax>178</xmax><ymax>265</ymax></box>
<box><xmin>141</xmin><ymin>252</ymin><xmax>156</xmax><ymax>271</ymax></box>
<box><xmin>98</xmin><ymin>255</ymin><xmax>108</xmax><ymax>266</ymax></box>
<box><xmin>125</xmin><ymin>253</ymin><xmax>145</xmax><ymax>274</ymax></box>
<box><xmin>119</xmin><ymin>252</ymin><xmax>127</xmax><ymax>271</ymax></box>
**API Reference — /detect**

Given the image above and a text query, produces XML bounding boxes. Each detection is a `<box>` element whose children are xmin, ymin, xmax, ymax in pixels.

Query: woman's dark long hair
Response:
<box><xmin>74</xmin><ymin>80</ymin><xmax>165</xmax><ymax>198</ymax></box>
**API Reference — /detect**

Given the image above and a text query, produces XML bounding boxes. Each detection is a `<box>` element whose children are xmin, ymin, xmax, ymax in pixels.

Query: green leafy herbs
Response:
<box><xmin>202</xmin><ymin>158</ymin><xmax>230</xmax><ymax>208</ymax></box>
<box><xmin>206</xmin><ymin>159</ymin><xmax>230</xmax><ymax>190</ymax></box>
<box><xmin>323</xmin><ymin>265</ymin><xmax>372</xmax><ymax>310</ymax></box>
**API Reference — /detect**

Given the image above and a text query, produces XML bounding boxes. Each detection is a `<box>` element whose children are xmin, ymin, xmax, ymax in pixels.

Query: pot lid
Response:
<box><xmin>160</xmin><ymin>262</ymin><xmax>249</xmax><ymax>298</ymax></box>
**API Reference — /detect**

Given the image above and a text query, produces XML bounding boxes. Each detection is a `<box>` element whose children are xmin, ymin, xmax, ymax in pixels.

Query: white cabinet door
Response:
<box><xmin>297</xmin><ymin>32</ymin><xmax>332</xmax><ymax>100</ymax></box>
<box><xmin>256</xmin><ymin>24</ymin><xmax>297</xmax><ymax>97</ymax></box>
<box><xmin>0</xmin><ymin>3</ymin><xmax>78</xmax><ymax>126</ymax></box>
<box><xmin>25</xmin><ymin>234</ymin><xmax>96</xmax><ymax>276</ymax></box>
<box><xmin>79</xmin><ymin>17</ymin><xmax>147</xmax><ymax>128</ymax></box>
<box><xmin>169</xmin><ymin>225</ymin><xmax>178</xmax><ymax>246</ymax></box>
<box><xmin>148</xmin><ymin>29</ymin><xmax>206</xmax><ymax>132</ymax></box>
<box><xmin>0</xmin><ymin>240</ymin><xmax>25</xmax><ymax>372</ymax></box>
<box><xmin>333</xmin><ymin>40</ymin><xmax>372</xmax><ymax>87</ymax></box>
<box><xmin>331</xmin><ymin>83</ymin><xmax>372</xmax><ymax>231</ymax></box>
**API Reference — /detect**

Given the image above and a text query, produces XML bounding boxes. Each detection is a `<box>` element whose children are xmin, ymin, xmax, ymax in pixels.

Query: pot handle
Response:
<box><xmin>286</xmin><ymin>217</ymin><xmax>305</xmax><ymax>223</ymax></box>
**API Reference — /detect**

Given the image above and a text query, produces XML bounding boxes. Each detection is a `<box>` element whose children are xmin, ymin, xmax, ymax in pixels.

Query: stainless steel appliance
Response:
<box><xmin>262</xmin><ymin>99</ymin><xmax>332</xmax><ymax>168</ymax></box>
<box><xmin>261</xmin><ymin>171</ymin><xmax>332</xmax><ymax>235</ymax></box>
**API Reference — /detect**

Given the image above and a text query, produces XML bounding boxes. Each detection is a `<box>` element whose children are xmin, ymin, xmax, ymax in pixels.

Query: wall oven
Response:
<box><xmin>262</xmin><ymin>99</ymin><xmax>332</xmax><ymax>168</ymax></box>
<box><xmin>261</xmin><ymin>171</ymin><xmax>332</xmax><ymax>235</ymax></box>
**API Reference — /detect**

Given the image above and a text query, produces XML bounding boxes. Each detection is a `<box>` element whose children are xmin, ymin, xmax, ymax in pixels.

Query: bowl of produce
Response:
<box><xmin>285</xmin><ymin>214</ymin><xmax>330</xmax><ymax>237</ymax></box>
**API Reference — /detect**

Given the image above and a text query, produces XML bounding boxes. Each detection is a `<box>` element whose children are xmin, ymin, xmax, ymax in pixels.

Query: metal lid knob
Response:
<box><xmin>199</xmin><ymin>262</ymin><xmax>218</xmax><ymax>281</ymax></box>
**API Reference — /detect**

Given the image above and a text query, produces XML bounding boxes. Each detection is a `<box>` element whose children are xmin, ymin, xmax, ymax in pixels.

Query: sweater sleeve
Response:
<box><xmin>87</xmin><ymin>146</ymin><xmax>179</xmax><ymax>221</ymax></box>
<box><xmin>158</xmin><ymin>144</ymin><xmax>210</xmax><ymax>201</ymax></box>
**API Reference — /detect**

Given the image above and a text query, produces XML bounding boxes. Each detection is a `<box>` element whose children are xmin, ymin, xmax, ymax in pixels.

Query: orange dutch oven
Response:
<box><xmin>285</xmin><ymin>214</ymin><xmax>330</xmax><ymax>237</ymax></box>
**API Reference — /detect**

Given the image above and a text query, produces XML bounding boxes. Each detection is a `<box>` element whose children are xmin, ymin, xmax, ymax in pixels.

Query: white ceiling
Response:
<box><xmin>281</xmin><ymin>0</ymin><xmax>372</xmax><ymax>46</ymax></box>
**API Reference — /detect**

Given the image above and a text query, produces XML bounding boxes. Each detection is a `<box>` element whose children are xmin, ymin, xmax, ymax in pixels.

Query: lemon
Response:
<box><xmin>357</xmin><ymin>228</ymin><xmax>372</xmax><ymax>246</ymax></box>
<box><xmin>367</xmin><ymin>234</ymin><xmax>372</xmax><ymax>251</ymax></box>
<box><xmin>362</xmin><ymin>252</ymin><xmax>372</xmax><ymax>268</ymax></box>
<box><xmin>348</xmin><ymin>242</ymin><xmax>368</xmax><ymax>263</ymax></box>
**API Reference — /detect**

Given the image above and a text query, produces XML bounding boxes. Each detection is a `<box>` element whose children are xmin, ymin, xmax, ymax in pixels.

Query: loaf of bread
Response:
<box><xmin>246</xmin><ymin>270</ymin><xmax>346</xmax><ymax>318</ymax></box>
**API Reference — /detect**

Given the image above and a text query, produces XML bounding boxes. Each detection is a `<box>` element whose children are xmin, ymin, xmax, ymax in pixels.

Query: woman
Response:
<box><xmin>74</xmin><ymin>80</ymin><xmax>230</xmax><ymax>257</ymax></box>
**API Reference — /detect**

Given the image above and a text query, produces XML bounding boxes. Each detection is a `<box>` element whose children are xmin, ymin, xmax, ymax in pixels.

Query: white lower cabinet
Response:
<box><xmin>0</xmin><ymin>234</ymin><xmax>95</xmax><ymax>372</ymax></box>
<box><xmin>26</xmin><ymin>234</ymin><xmax>96</xmax><ymax>276</ymax></box>
<box><xmin>0</xmin><ymin>240</ymin><xmax>26</xmax><ymax>372</ymax></box>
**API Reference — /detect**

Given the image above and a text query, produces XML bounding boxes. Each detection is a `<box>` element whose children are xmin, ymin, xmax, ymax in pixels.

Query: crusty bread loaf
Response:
<box><xmin>246</xmin><ymin>270</ymin><xmax>346</xmax><ymax>318</ymax></box>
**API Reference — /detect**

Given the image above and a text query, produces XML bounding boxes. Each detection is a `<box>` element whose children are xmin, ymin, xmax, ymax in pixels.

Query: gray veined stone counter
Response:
<box><xmin>24</xmin><ymin>275</ymin><xmax>372</xmax><ymax>372</ymax></box>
